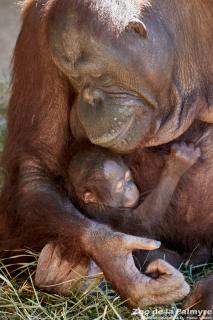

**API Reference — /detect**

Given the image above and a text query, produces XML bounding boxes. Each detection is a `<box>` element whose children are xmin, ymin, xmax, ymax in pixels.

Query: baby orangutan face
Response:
<box><xmin>83</xmin><ymin>160</ymin><xmax>140</xmax><ymax>208</ymax></box>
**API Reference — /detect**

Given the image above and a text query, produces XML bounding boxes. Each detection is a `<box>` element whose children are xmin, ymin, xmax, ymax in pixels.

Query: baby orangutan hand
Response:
<box><xmin>165</xmin><ymin>142</ymin><xmax>201</xmax><ymax>177</ymax></box>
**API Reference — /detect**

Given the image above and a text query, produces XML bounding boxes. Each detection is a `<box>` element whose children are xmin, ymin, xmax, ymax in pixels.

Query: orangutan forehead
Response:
<box><xmin>86</xmin><ymin>0</ymin><xmax>150</xmax><ymax>33</ymax></box>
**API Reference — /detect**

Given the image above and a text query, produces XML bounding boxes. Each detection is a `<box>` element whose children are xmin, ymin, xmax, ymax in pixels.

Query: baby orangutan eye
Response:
<box><xmin>115</xmin><ymin>180</ymin><xmax>124</xmax><ymax>192</ymax></box>
<box><xmin>125</xmin><ymin>170</ymin><xmax>132</xmax><ymax>181</ymax></box>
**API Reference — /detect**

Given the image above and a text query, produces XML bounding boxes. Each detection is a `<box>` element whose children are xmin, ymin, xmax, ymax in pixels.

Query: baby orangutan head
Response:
<box><xmin>68</xmin><ymin>146</ymin><xmax>140</xmax><ymax>209</ymax></box>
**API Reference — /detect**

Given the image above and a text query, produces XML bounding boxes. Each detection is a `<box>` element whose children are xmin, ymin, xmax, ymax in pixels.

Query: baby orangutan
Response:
<box><xmin>68</xmin><ymin>142</ymin><xmax>201</xmax><ymax>277</ymax></box>
<box><xmin>68</xmin><ymin>142</ymin><xmax>200</xmax><ymax>222</ymax></box>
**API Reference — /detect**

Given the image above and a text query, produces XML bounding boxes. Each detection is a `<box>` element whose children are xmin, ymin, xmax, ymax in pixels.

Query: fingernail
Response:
<box><xmin>155</xmin><ymin>241</ymin><xmax>161</xmax><ymax>247</ymax></box>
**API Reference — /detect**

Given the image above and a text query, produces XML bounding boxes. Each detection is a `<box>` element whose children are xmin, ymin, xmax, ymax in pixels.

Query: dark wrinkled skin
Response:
<box><xmin>0</xmin><ymin>0</ymin><xmax>213</xmax><ymax>310</ymax></box>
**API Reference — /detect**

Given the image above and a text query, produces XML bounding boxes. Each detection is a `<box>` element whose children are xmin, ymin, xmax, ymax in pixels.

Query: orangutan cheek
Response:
<box><xmin>123</xmin><ymin>183</ymin><xmax>140</xmax><ymax>208</ymax></box>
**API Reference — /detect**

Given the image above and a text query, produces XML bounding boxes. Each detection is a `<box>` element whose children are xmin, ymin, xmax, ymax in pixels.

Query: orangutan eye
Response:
<box><xmin>125</xmin><ymin>170</ymin><xmax>132</xmax><ymax>181</ymax></box>
<box><xmin>116</xmin><ymin>180</ymin><xmax>124</xmax><ymax>192</ymax></box>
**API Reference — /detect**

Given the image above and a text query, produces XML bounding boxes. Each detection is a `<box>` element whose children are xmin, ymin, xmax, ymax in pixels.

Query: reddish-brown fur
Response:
<box><xmin>0</xmin><ymin>0</ymin><xmax>212</xmax><ymax>310</ymax></box>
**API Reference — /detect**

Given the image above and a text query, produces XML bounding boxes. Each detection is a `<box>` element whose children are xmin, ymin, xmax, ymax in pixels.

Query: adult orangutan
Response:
<box><xmin>0</xmin><ymin>0</ymin><xmax>213</xmax><ymax>311</ymax></box>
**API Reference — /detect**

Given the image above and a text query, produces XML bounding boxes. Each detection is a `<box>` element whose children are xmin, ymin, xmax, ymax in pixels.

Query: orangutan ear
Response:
<box><xmin>83</xmin><ymin>192</ymin><xmax>97</xmax><ymax>204</ymax></box>
<box><xmin>126</xmin><ymin>18</ymin><xmax>147</xmax><ymax>38</ymax></box>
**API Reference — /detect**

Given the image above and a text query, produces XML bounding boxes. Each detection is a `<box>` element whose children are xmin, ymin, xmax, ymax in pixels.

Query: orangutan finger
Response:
<box><xmin>123</xmin><ymin>235</ymin><xmax>161</xmax><ymax>251</ymax></box>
